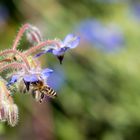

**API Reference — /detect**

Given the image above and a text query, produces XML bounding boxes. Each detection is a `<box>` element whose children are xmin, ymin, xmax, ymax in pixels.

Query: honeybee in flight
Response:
<box><xmin>24</xmin><ymin>80</ymin><xmax>57</xmax><ymax>103</ymax></box>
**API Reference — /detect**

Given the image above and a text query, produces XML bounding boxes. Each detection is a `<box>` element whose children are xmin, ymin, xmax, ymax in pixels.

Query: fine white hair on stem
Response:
<box><xmin>0</xmin><ymin>49</ymin><xmax>30</xmax><ymax>69</ymax></box>
<box><xmin>12</xmin><ymin>23</ymin><xmax>31</xmax><ymax>50</ymax></box>
<box><xmin>0</xmin><ymin>62</ymin><xmax>27</xmax><ymax>73</ymax></box>
<box><xmin>12</xmin><ymin>23</ymin><xmax>43</xmax><ymax>50</ymax></box>
<box><xmin>24</xmin><ymin>40</ymin><xmax>60</xmax><ymax>56</ymax></box>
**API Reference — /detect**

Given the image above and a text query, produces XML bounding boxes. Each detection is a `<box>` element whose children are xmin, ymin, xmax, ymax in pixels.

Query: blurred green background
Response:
<box><xmin>0</xmin><ymin>0</ymin><xmax>140</xmax><ymax>140</ymax></box>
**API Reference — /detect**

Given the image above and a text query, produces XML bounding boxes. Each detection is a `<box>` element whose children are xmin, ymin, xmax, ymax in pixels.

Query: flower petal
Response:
<box><xmin>66</xmin><ymin>36</ymin><xmax>80</xmax><ymax>49</ymax></box>
<box><xmin>63</xmin><ymin>34</ymin><xmax>75</xmax><ymax>44</ymax></box>
<box><xmin>63</xmin><ymin>34</ymin><xmax>80</xmax><ymax>49</ymax></box>
<box><xmin>23</xmin><ymin>75</ymin><xmax>38</xmax><ymax>82</ymax></box>
<box><xmin>52</xmin><ymin>46</ymin><xmax>69</xmax><ymax>55</ymax></box>
<box><xmin>35</xmin><ymin>48</ymin><xmax>54</xmax><ymax>57</ymax></box>
<box><xmin>7</xmin><ymin>75</ymin><xmax>19</xmax><ymax>86</ymax></box>
<box><xmin>41</xmin><ymin>68</ymin><xmax>53</xmax><ymax>79</ymax></box>
<box><xmin>42</xmin><ymin>45</ymin><xmax>56</xmax><ymax>51</ymax></box>
<box><xmin>52</xmin><ymin>49</ymin><xmax>62</xmax><ymax>55</ymax></box>
<box><xmin>60</xmin><ymin>47</ymin><xmax>69</xmax><ymax>52</ymax></box>
<box><xmin>35</xmin><ymin>51</ymin><xmax>46</xmax><ymax>57</ymax></box>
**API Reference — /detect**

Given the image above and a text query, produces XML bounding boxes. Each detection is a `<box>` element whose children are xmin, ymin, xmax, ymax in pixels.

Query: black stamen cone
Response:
<box><xmin>57</xmin><ymin>55</ymin><xmax>64</xmax><ymax>64</ymax></box>
<box><xmin>23</xmin><ymin>80</ymin><xmax>30</xmax><ymax>91</ymax></box>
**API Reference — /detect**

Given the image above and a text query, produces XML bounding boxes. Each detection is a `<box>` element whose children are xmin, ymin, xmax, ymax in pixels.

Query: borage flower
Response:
<box><xmin>7</xmin><ymin>68</ymin><xmax>54</xmax><ymax>102</ymax></box>
<box><xmin>47</xmin><ymin>65</ymin><xmax>65</xmax><ymax>90</ymax></box>
<box><xmin>8</xmin><ymin>68</ymin><xmax>53</xmax><ymax>87</ymax></box>
<box><xmin>36</xmin><ymin>34</ymin><xmax>80</xmax><ymax>64</ymax></box>
<box><xmin>0</xmin><ymin>23</ymin><xmax>79</xmax><ymax>126</ymax></box>
<box><xmin>78</xmin><ymin>20</ymin><xmax>124</xmax><ymax>52</ymax></box>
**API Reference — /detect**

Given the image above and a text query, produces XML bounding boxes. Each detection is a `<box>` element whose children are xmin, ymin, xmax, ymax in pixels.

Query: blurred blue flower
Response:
<box><xmin>7</xmin><ymin>68</ymin><xmax>53</xmax><ymax>86</ymax></box>
<box><xmin>95</xmin><ymin>0</ymin><xmax>124</xmax><ymax>4</ymax></box>
<box><xmin>53</xmin><ymin>34</ymin><xmax>80</xmax><ymax>55</ymax></box>
<box><xmin>129</xmin><ymin>2</ymin><xmax>140</xmax><ymax>22</ymax></box>
<box><xmin>47</xmin><ymin>66</ymin><xmax>65</xmax><ymax>91</ymax></box>
<box><xmin>78</xmin><ymin>20</ymin><xmax>124</xmax><ymax>52</ymax></box>
<box><xmin>36</xmin><ymin>34</ymin><xmax>80</xmax><ymax>64</ymax></box>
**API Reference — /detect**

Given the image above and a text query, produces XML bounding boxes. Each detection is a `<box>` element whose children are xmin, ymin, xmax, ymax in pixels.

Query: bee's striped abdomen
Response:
<box><xmin>42</xmin><ymin>85</ymin><xmax>57</xmax><ymax>98</ymax></box>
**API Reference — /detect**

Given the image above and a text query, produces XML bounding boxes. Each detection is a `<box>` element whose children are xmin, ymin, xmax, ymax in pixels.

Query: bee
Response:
<box><xmin>26</xmin><ymin>80</ymin><xmax>57</xmax><ymax>103</ymax></box>
<box><xmin>8</xmin><ymin>79</ymin><xmax>57</xmax><ymax>103</ymax></box>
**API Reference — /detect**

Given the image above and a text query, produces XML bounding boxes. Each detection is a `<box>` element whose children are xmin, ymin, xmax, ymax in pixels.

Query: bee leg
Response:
<box><xmin>32</xmin><ymin>91</ymin><xmax>35</xmax><ymax>98</ymax></box>
<box><xmin>31</xmin><ymin>90</ymin><xmax>37</xmax><ymax>98</ymax></box>
<box><xmin>39</xmin><ymin>93</ymin><xmax>44</xmax><ymax>103</ymax></box>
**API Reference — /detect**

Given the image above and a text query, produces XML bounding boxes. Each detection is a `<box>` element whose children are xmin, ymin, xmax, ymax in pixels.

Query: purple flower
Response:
<box><xmin>129</xmin><ymin>2</ymin><xmax>140</xmax><ymax>22</ymax></box>
<box><xmin>36</xmin><ymin>34</ymin><xmax>80</xmax><ymax>64</ymax></box>
<box><xmin>47</xmin><ymin>66</ymin><xmax>65</xmax><ymax>90</ymax></box>
<box><xmin>78</xmin><ymin>20</ymin><xmax>124</xmax><ymax>52</ymax></box>
<box><xmin>7</xmin><ymin>68</ymin><xmax>53</xmax><ymax>87</ymax></box>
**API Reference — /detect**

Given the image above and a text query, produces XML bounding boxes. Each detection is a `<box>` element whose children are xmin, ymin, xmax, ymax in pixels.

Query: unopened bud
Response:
<box><xmin>7</xmin><ymin>104</ymin><xmax>18</xmax><ymax>127</ymax></box>
<box><xmin>26</xmin><ymin>25</ymin><xmax>42</xmax><ymax>44</ymax></box>
<box><xmin>0</xmin><ymin>101</ymin><xmax>9</xmax><ymax>121</ymax></box>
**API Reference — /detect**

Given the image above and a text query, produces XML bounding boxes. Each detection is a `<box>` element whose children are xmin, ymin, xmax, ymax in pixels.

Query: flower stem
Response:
<box><xmin>0</xmin><ymin>62</ymin><xmax>26</xmax><ymax>73</ymax></box>
<box><xmin>0</xmin><ymin>49</ymin><xmax>30</xmax><ymax>69</ymax></box>
<box><xmin>25</xmin><ymin>40</ymin><xmax>60</xmax><ymax>56</ymax></box>
<box><xmin>12</xmin><ymin>23</ymin><xmax>31</xmax><ymax>50</ymax></box>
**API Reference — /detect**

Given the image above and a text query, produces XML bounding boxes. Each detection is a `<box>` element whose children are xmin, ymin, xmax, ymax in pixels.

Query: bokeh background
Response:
<box><xmin>0</xmin><ymin>0</ymin><xmax>140</xmax><ymax>140</ymax></box>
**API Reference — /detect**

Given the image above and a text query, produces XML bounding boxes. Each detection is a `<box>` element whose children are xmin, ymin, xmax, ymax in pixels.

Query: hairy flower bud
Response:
<box><xmin>7</xmin><ymin>104</ymin><xmax>18</xmax><ymax>127</ymax></box>
<box><xmin>26</xmin><ymin>25</ymin><xmax>42</xmax><ymax>44</ymax></box>
<box><xmin>0</xmin><ymin>80</ymin><xmax>18</xmax><ymax>126</ymax></box>
<box><xmin>0</xmin><ymin>101</ymin><xmax>9</xmax><ymax>121</ymax></box>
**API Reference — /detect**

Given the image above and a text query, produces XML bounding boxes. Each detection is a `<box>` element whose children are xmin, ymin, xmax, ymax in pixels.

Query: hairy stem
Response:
<box><xmin>0</xmin><ymin>62</ymin><xmax>26</xmax><ymax>73</ymax></box>
<box><xmin>0</xmin><ymin>59</ymin><xmax>12</xmax><ymax>63</ymax></box>
<box><xmin>12</xmin><ymin>23</ymin><xmax>31</xmax><ymax>50</ymax></box>
<box><xmin>25</xmin><ymin>40</ymin><xmax>60</xmax><ymax>56</ymax></box>
<box><xmin>0</xmin><ymin>49</ymin><xmax>30</xmax><ymax>69</ymax></box>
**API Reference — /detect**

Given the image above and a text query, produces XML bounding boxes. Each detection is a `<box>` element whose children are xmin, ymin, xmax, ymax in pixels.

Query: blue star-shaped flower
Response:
<box><xmin>36</xmin><ymin>34</ymin><xmax>80</xmax><ymax>64</ymax></box>
<box><xmin>7</xmin><ymin>68</ymin><xmax>53</xmax><ymax>87</ymax></box>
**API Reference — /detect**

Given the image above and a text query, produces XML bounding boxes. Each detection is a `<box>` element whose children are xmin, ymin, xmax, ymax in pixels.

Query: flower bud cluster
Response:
<box><xmin>0</xmin><ymin>80</ymin><xmax>18</xmax><ymax>126</ymax></box>
<box><xmin>0</xmin><ymin>23</ymin><xmax>80</xmax><ymax>126</ymax></box>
